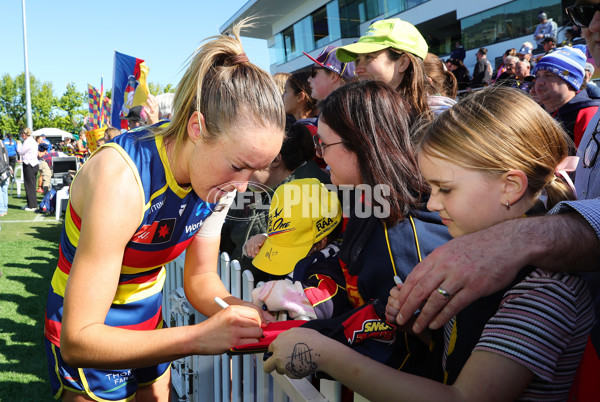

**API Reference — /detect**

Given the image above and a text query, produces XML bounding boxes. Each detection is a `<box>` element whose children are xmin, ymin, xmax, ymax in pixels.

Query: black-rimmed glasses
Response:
<box><xmin>566</xmin><ymin>4</ymin><xmax>600</xmax><ymax>28</ymax></box>
<box><xmin>313</xmin><ymin>134</ymin><xmax>346</xmax><ymax>158</ymax></box>
<box><xmin>583</xmin><ymin>120</ymin><xmax>600</xmax><ymax>168</ymax></box>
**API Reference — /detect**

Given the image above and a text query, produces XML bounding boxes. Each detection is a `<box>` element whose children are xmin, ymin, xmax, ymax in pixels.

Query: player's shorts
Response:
<box><xmin>45</xmin><ymin>338</ymin><xmax>170</xmax><ymax>401</ymax></box>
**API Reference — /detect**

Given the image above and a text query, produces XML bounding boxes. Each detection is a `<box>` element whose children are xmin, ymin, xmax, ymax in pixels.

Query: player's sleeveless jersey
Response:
<box><xmin>44</xmin><ymin>125</ymin><xmax>215</xmax><ymax>347</ymax></box>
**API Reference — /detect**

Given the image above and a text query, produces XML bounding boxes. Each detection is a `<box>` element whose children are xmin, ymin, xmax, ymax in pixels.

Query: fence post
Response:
<box><xmin>193</xmin><ymin>311</ymin><xmax>214</xmax><ymax>402</ymax></box>
<box><xmin>241</xmin><ymin>270</ymin><xmax>256</xmax><ymax>402</ymax></box>
<box><xmin>320</xmin><ymin>379</ymin><xmax>342</xmax><ymax>401</ymax></box>
<box><xmin>231</xmin><ymin>260</ymin><xmax>242</xmax><ymax>402</ymax></box>
<box><xmin>219</xmin><ymin>253</ymin><xmax>231</xmax><ymax>402</ymax></box>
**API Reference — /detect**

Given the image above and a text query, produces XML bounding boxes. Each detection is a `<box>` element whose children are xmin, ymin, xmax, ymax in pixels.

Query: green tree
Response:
<box><xmin>0</xmin><ymin>73</ymin><xmax>173</xmax><ymax>138</ymax></box>
<box><xmin>0</xmin><ymin>73</ymin><xmax>88</xmax><ymax>136</ymax></box>
<box><xmin>0</xmin><ymin>114</ymin><xmax>17</xmax><ymax>137</ymax></box>
<box><xmin>148</xmin><ymin>82</ymin><xmax>175</xmax><ymax>95</ymax></box>
<box><xmin>0</xmin><ymin>72</ymin><xmax>56</xmax><ymax>132</ymax></box>
<box><xmin>0</xmin><ymin>73</ymin><xmax>28</xmax><ymax>133</ymax></box>
<box><xmin>31</xmin><ymin>80</ymin><xmax>56</xmax><ymax>129</ymax></box>
<box><xmin>56</xmin><ymin>82</ymin><xmax>87</xmax><ymax>132</ymax></box>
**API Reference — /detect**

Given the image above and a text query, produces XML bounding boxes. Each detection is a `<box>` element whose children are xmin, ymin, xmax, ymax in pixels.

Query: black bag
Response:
<box><xmin>0</xmin><ymin>141</ymin><xmax>11</xmax><ymax>182</ymax></box>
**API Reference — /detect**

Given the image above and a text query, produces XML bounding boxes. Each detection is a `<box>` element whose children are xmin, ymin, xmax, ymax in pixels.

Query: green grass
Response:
<box><xmin>0</xmin><ymin>188</ymin><xmax>63</xmax><ymax>401</ymax></box>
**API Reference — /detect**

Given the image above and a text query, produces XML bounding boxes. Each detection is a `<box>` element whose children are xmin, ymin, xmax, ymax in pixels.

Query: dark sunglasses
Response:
<box><xmin>310</xmin><ymin>66</ymin><xmax>328</xmax><ymax>78</ymax></box>
<box><xmin>566</xmin><ymin>4</ymin><xmax>600</xmax><ymax>28</ymax></box>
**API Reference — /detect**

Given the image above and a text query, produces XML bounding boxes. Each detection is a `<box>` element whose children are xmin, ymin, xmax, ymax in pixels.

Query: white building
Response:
<box><xmin>221</xmin><ymin>0</ymin><xmax>571</xmax><ymax>74</ymax></box>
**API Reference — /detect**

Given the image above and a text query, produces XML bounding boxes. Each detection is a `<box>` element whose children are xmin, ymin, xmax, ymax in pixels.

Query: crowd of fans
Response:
<box><xmin>237</xmin><ymin>9</ymin><xmax>600</xmax><ymax>401</ymax></box>
<box><xmin>3</xmin><ymin>7</ymin><xmax>598</xmax><ymax>401</ymax></box>
<box><xmin>443</xmin><ymin>11</ymin><xmax>589</xmax><ymax>95</ymax></box>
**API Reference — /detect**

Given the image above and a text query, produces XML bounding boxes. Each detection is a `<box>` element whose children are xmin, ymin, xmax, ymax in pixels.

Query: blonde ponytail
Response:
<box><xmin>152</xmin><ymin>19</ymin><xmax>285</xmax><ymax>156</ymax></box>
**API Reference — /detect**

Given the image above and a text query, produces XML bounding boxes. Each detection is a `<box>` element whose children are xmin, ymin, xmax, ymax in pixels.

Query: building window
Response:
<box><xmin>327</xmin><ymin>1</ymin><xmax>342</xmax><ymax>43</ymax></box>
<box><xmin>272</xmin><ymin>33</ymin><xmax>285</xmax><ymax>65</ymax></box>
<box><xmin>273</xmin><ymin>1</ymin><xmax>343</xmax><ymax>65</ymax></box>
<box><xmin>313</xmin><ymin>6</ymin><xmax>329</xmax><ymax>48</ymax></box>
<box><xmin>461</xmin><ymin>0</ymin><xmax>563</xmax><ymax>51</ymax></box>
<box><xmin>295</xmin><ymin>15</ymin><xmax>314</xmax><ymax>56</ymax></box>
<box><xmin>282</xmin><ymin>26</ymin><xmax>296</xmax><ymax>61</ymax></box>
<box><xmin>381</xmin><ymin>0</ymin><xmax>422</xmax><ymax>17</ymax></box>
<box><xmin>338</xmin><ymin>0</ymin><xmax>429</xmax><ymax>37</ymax></box>
<box><xmin>339</xmin><ymin>0</ymin><xmax>381</xmax><ymax>37</ymax></box>
<box><xmin>417</xmin><ymin>12</ymin><xmax>462</xmax><ymax>57</ymax></box>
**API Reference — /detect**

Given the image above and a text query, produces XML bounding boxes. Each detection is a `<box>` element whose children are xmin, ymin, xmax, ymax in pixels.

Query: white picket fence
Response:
<box><xmin>163</xmin><ymin>252</ymin><xmax>357</xmax><ymax>402</ymax></box>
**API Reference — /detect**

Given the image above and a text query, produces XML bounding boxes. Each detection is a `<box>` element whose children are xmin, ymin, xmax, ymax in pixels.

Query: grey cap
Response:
<box><xmin>585</xmin><ymin>62</ymin><xmax>595</xmax><ymax>75</ymax></box>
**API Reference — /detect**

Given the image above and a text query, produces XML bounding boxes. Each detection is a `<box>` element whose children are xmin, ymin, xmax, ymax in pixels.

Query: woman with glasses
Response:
<box><xmin>44</xmin><ymin>21</ymin><xmax>285</xmax><ymax>401</ymax></box>
<box><xmin>336</xmin><ymin>18</ymin><xmax>433</xmax><ymax>125</ymax></box>
<box><xmin>311</xmin><ymin>80</ymin><xmax>450</xmax><ymax>375</ymax></box>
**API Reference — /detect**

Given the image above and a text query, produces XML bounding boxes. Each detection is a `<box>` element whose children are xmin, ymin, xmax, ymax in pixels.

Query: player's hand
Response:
<box><xmin>195</xmin><ymin>305</ymin><xmax>263</xmax><ymax>354</ymax></box>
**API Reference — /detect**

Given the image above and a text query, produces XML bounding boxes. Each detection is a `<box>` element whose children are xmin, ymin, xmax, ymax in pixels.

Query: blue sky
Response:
<box><xmin>1</xmin><ymin>1</ymin><xmax>270</xmax><ymax>97</ymax></box>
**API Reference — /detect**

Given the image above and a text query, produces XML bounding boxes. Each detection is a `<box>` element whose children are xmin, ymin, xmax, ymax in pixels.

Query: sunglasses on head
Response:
<box><xmin>310</xmin><ymin>65</ymin><xmax>328</xmax><ymax>78</ymax></box>
<box><xmin>566</xmin><ymin>4</ymin><xmax>600</xmax><ymax>28</ymax></box>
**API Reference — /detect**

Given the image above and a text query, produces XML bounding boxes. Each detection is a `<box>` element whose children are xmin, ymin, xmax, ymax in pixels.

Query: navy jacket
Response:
<box><xmin>334</xmin><ymin>206</ymin><xmax>451</xmax><ymax>378</ymax></box>
<box><xmin>339</xmin><ymin>208</ymin><xmax>451</xmax><ymax>307</ymax></box>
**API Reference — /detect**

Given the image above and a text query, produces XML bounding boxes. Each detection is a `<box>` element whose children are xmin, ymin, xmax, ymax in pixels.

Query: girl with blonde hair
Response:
<box><xmin>44</xmin><ymin>22</ymin><xmax>285</xmax><ymax>401</ymax></box>
<box><xmin>417</xmin><ymin>86</ymin><xmax>577</xmax><ymax>213</ymax></box>
<box><xmin>264</xmin><ymin>87</ymin><xmax>592</xmax><ymax>401</ymax></box>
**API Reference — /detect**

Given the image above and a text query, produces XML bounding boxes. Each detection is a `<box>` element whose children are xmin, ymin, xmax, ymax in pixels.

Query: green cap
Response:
<box><xmin>336</xmin><ymin>18</ymin><xmax>428</xmax><ymax>62</ymax></box>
